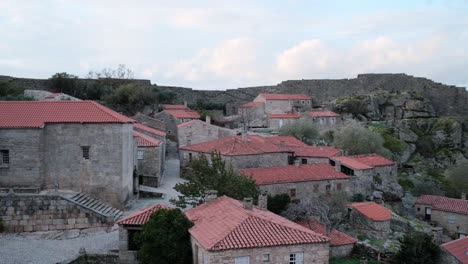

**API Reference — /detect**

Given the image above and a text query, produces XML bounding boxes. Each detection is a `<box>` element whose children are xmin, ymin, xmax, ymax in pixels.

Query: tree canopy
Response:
<box><xmin>279</xmin><ymin>120</ymin><xmax>319</xmax><ymax>145</ymax></box>
<box><xmin>394</xmin><ymin>231</ymin><xmax>440</xmax><ymax>264</ymax></box>
<box><xmin>445</xmin><ymin>159</ymin><xmax>468</xmax><ymax>198</ymax></box>
<box><xmin>135</xmin><ymin>208</ymin><xmax>193</xmax><ymax>264</ymax></box>
<box><xmin>173</xmin><ymin>152</ymin><xmax>259</xmax><ymax>208</ymax></box>
<box><xmin>333</xmin><ymin>121</ymin><xmax>391</xmax><ymax>157</ymax></box>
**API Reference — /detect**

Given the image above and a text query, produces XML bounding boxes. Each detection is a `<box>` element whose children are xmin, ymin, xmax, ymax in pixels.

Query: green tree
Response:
<box><xmin>135</xmin><ymin>208</ymin><xmax>193</xmax><ymax>264</ymax></box>
<box><xmin>394</xmin><ymin>231</ymin><xmax>440</xmax><ymax>264</ymax></box>
<box><xmin>105</xmin><ymin>84</ymin><xmax>157</xmax><ymax>115</ymax></box>
<box><xmin>279</xmin><ymin>120</ymin><xmax>319</xmax><ymax>145</ymax></box>
<box><xmin>267</xmin><ymin>194</ymin><xmax>291</xmax><ymax>214</ymax></box>
<box><xmin>173</xmin><ymin>152</ymin><xmax>259</xmax><ymax>208</ymax></box>
<box><xmin>49</xmin><ymin>72</ymin><xmax>79</xmax><ymax>95</ymax></box>
<box><xmin>333</xmin><ymin>121</ymin><xmax>391</xmax><ymax>157</ymax></box>
<box><xmin>445</xmin><ymin>159</ymin><xmax>468</xmax><ymax>198</ymax></box>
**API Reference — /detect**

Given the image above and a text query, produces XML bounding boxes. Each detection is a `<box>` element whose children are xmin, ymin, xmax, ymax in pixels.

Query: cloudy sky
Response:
<box><xmin>0</xmin><ymin>0</ymin><xmax>467</xmax><ymax>90</ymax></box>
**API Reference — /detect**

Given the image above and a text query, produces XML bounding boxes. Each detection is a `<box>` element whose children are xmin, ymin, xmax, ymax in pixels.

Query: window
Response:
<box><xmin>288</xmin><ymin>156</ymin><xmax>294</xmax><ymax>165</ymax></box>
<box><xmin>337</xmin><ymin>183</ymin><xmax>342</xmax><ymax>191</ymax></box>
<box><xmin>340</xmin><ymin>166</ymin><xmax>354</xmax><ymax>176</ymax></box>
<box><xmin>301</xmin><ymin>100</ymin><xmax>305</xmax><ymax>105</ymax></box>
<box><xmin>0</xmin><ymin>150</ymin><xmax>10</xmax><ymax>166</ymax></box>
<box><xmin>189</xmin><ymin>153</ymin><xmax>193</xmax><ymax>162</ymax></box>
<box><xmin>329</xmin><ymin>160</ymin><xmax>335</xmax><ymax>166</ymax></box>
<box><xmin>289</xmin><ymin>252</ymin><xmax>303</xmax><ymax>264</ymax></box>
<box><xmin>262</xmin><ymin>254</ymin><xmax>270</xmax><ymax>262</ymax></box>
<box><xmin>290</xmin><ymin>188</ymin><xmax>296</xmax><ymax>199</ymax></box>
<box><xmin>301</xmin><ymin>158</ymin><xmax>307</xmax><ymax>164</ymax></box>
<box><xmin>81</xmin><ymin>146</ymin><xmax>90</xmax><ymax>160</ymax></box>
<box><xmin>417</xmin><ymin>207</ymin><xmax>420</xmax><ymax>212</ymax></box>
<box><xmin>167</xmin><ymin>130</ymin><xmax>172</xmax><ymax>135</ymax></box>
<box><xmin>235</xmin><ymin>256</ymin><xmax>250</xmax><ymax>264</ymax></box>
<box><xmin>448</xmin><ymin>215</ymin><xmax>456</xmax><ymax>224</ymax></box>
<box><xmin>137</xmin><ymin>150</ymin><xmax>144</xmax><ymax>160</ymax></box>
<box><xmin>127</xmin><ymin>229</ymin><xmax>141</xmax><ymax>251</ymax></box>
<box><xmin>326</xmin><ymin>185</ymin><xmax>331</xmax><ymax>195</ymax></box>
<box><xmin>458</xmin><ymin>233</ymin><xmax>466</xmax><ymax>239</ymax></box>
<box><xmin>313</xmin><ymin>184</ymin><xmax>319</xmax><ymax>192</ymax></box>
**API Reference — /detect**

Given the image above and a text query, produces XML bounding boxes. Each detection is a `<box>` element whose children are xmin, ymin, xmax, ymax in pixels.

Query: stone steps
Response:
<box><xmin>66</xmin><ymin>193</ymin><xmax>123</xmax><ymax>221</ymax></box>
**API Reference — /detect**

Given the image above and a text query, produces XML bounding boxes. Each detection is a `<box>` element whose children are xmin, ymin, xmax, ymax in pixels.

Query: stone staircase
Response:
<box><xmin>65</xmin><ymin>193</ymin><xmax>123</xmax><ymax>222</ymax></box>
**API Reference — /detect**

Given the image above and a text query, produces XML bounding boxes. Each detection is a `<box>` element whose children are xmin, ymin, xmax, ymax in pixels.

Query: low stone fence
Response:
<box><xmin>0</xmin><ymin>193</ymin><xmax>114</xmax><ymax>233</ymax></box>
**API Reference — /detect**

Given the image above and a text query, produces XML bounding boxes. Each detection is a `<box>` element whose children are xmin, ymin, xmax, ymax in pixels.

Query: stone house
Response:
<box><xmin>253</xmin><ymin>93</ymin><xmax>312</xmax><ymax>114</ymax></box>
<box><xmin>241</xmin><ymin>163</ymin><xmax>350</xmax><ymax>201</ymax></box>
<box><xmin>179</xmin><ymin>134</ymin><xmax>293</xmax><ymax>172</ymax></box>
<box><xmin>185</xmin><ymin>196</ymin><xmax>330</xmax><ymax>264</ymax></box>
<box><xmin>267</xmin><ymin>113</ymin><xmax>301</xmax><ymax>130</ymax></box>
<box><xmin>303</xmin><ymin>110</ymin><xmax>342</xmax><ymax>131</ymax></box>
<box><xmin>133</xmin><ymin>122</ymin><xmax>166</xmax><ymax>165</ymax></box>
<box><xmin>415</xmin><ymin>194</ymin><xmax>468</xmax><ymax>238</ymax></box>
<box><xmin>0</xmin><ymin>101</ymin><xmax>136</xmax><ymax>209</ymax></box>
<box><xmin>265</xmin><ymin>136</ymin><xmax>343</xmax><ymax>164</ymax></box>
<box><xmin>131</xmin><ymin>113</ymin><xmax>166</xmax><ymax>131</ymax></box>
<box><xmin>329</xmin><ymin>154</ymin><xmax>401</xmax><ymax>198</ymax></box>
<box><xmin>296</xmin><ymin>219</ymin><xmax>357</xmax><ymax>258</ymax></box>
<box><xmin>133</xmin><ymin>131</ymin><xmax>163</xmax><ymax>188</ymax></box>
<box><xmin>348</xmin><ymin>202</ymin><xmax>392</xmax><ymax>237</ymax></box>
<box><xmin>153</xmin><ymin>109</ymin><xmax>200</xmax><ymax>137</ymax></box>
<box><xmin>117</xmin><ymin>204</ymin><xmax>169</xmax><ymax>264</ymax></box>
<box><xmin>238</xmin><ymin>101</ymin><xmax>266</xmax><ymax>128</ymax></box>
<box><xmin>177</xmin><ymin>119</ymin><xmax>237</xmax><ymax>147</ymax></box>
<box><xmin>440</xmin><ymin>236</ymin><xmax>468</xmax><ymax>264</ymax></box>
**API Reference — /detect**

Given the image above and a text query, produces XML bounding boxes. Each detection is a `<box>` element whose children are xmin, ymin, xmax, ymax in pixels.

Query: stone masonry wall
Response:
<box><xmin>191</xmin><ymin>237</ymin><xmax>329</xmax><ymax>264</ymax></box>
<box><xmin>177</xmin><ymin>120</ymin><xmax>237</xmax><ymax>147</ymax></box>
<box><xmin>415</xmin><ymin>204</ymin><xmax>468</xmax><ymax>237</ymax></box>
<box><xmin>0</xmin><ymin>194</ymin><xmax>113</xmax><ymax>232</ymax></box>
<box><xmin>137</xmin><ymin>145</ymin><xmax>162</xmax><ymax>188</ymax></box>
<box><xmin>331</xmin><ymin>244</ymin><xmax>354</xmax><ymax>258</ymax></box>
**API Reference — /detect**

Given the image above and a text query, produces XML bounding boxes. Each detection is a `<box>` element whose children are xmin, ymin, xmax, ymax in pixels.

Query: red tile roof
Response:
<box><xmin>351</xmin><ymin>202</ymin><xmax>392</xmax><ymax>221</ymax></box>
<box><xmin>307</xmin><ymin>110</ymin><xmax>340</xmax><ymax>118</ymax></box>
<box><xmin>265</xmin><ymin>136</ymin><xmax>342</xmax><ymax>158</ymax></box>
<box><xmin>180</xmin><ymin>135</ymin><xmax>290</xmax><ymax>156</ymax></box>
<box><xmin>185</xmin><ymin>196</ymin><xmax>328</xmax><ymax>251</ymax></box>
<box><xmin>164</xmin><ymin>109</ymin><xmax>200</xmax><ymax>119</ymax></box>
<box><xmin>240</xmin><ymin>102</ymin><xmax>264</xmax><ymax>108</ymax></box>
<box><xmin>268</xmin><ymin>113</ymin><xmax>300</xmax><ymax>119</ymax></box>
<box><xmin>241</xmin><ymin>163</ymin><xmax>349</xmax><ymax>185</ymax></box>
<box><xmin>133</xmin><ymin>131</ymin><xmax>162</xmax><ymax>147</ymax></box>
<box><xmin>330</xmin><ymin>154</ymin><xmax>395</xmax><ymax>170</ymax></box>
<box><xmin>416</xmin><ymin>195</ymin><xmax>468</xmax><ymax>215</ymax></box>
<box><xmin>117</xmin><ymin>204</ymin><xmax>170</xmax><ymax>225</ymax></box>
<box><xmin>134</xmin><ymin>123</ymin><xmax>166</xmax><ymax>137</ymax></box>
<box><xmin>295</xmin><ymin>219</ymin><xmax>358</xmax><ymax>246</ymax></box>
<box><xmin>258</xmin><ymin>93</ymin><xmax>311</xmax><ymax>100</ymax></box>
<box><xmin>0</xmin><ymin>101</ymin><xmax>134</xmax><ymax>128</ymax></box>
<box><xmin>264</xmin><ymin>136</ymin><xmax>307</xmax><ymax>147</ymax></box>
<box><xmin>45</xmin><ymin>93</ymin><xmax>63</xmax><ymax>99</ymax></box>
<box><xmin>160</xmin><ymin>104</ymin><xmax>188</xmax><ymax>110</ymax></box>
<box><xmin>177</xmin><ymin>119</ymin><xmax>201</xmax><ymax>128</ymax></box>
<box><xmin>441</xmin><ymin>237</ymin><xmax>468</xmax><ymax>264</ymax></box>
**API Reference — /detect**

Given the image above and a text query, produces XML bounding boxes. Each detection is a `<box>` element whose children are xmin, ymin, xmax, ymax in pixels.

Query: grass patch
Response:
<box><xmin>330</xmin><ymin>257</ymin><xmax>379</xmax><ymax>264</ymax></box>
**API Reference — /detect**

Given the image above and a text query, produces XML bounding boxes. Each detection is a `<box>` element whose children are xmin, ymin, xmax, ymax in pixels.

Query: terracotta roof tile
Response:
<box><xmin>0</xmin><ymin>101</ymin><xmax>134</xmax><ymax>128</ymax></box>
<box><xmin>240</xmin><ymin>102</ymin><xmax>263</xmax><ymax>108</ymax></box>
<box><xmin>267</xmin><ymin>113</ymin><xmax>300</xmax><ymax>119</ymax></box>
<box><xmin>185</xmin><ymin>196</ymin><xmax>328</xmax><ymax>251</ymax></box>
<box><xmin>264</xmin><ymin>136</ymin><xmax>307</xmax><ymax>147</ymax></box>
<box><xmin>180</xmin><ymin>135</ymin><xmax>290</xmax><ymax>156</ymax></box>
<box><xmin>351</xmin><ymin>202</ymin><xmax>392</xmax><ymax>221</ymax></box>
<box><xmin>164</xmin><ymin>109</ymin><xmax>200</xmax><ymax>119</ymax></box>
<box><xmin>177</xmin><ymin>119</ymin><xmax>200</xmax><ymax>128</ymax></box>
<box><xmin>441</xmin><ymin>237</ymin><xmax>468</xmax><ymax>264</ymax></box>
<box><xmin>133</xmin><ymin>131</ymin><xmax>162</xmax><ymax>147</ymax></box>
<box><xmin>117</xmin><ymin>204</ymin><xmax>170</xmax><ymax>225</ymax></box>
<box><xmin>331</xmin><ymin>154</ymin><xmax>394</xmax><ymax>170</ymax></box>
<box><xmin>241</xmin><ymin>164</ymin><xmax>349</xmax><ymax>185</ymax></box>
<box><xmin>295</xmin><ymin>219</ymin><xmax>358</xmax><ymax>246</ymax></box>
<box><xmin>160</xmin><ymin>104</ymin><xmax>188</xmax><ymax>110</ymax></box>
<box><xmin>416</xmin><ymin>195</ymin><xmax>468</xmax><ymax>215</ymax></box>
<box><xmin>307</xmin><ymin>110</ymin><xmax>340</xmax><ymax>118</ymax></box>
<box><xmin>134</xmin><ymin>123</ymin><xmax>166</xmax><ymax>137</ymax></box>
<box><xmin>258</xmin><ymin>93</ymin><xmax>311</xmax><ymax>100</ymax></box>
<box><xmin>265</xmin><ymin>136</ymin><xmax>342</xmax><ymax>158</ymax></box>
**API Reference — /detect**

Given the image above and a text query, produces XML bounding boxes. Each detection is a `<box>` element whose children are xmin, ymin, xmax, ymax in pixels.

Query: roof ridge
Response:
<box><xmin>90</xmin><ymin>101</ymin><xmax>134</xmax><ymax>123</ymax></box>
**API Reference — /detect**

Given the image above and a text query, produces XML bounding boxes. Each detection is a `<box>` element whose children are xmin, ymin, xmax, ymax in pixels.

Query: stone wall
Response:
<box><xmin>177</xmin><ymin>120</ymin><xmax>237</xmax><ymax>147</ymax></box>
<box><xmin>153</xmin><ymin>111</ymin><xmax>179</xmax><ymax>138</ymax></box>
<box><xmin>191</xmin><ymin>237</ymin><xmax>329</xmax><ymax>264</ymax></box>
<box><xmin>0</xmin><ymin>194</ymin><xmax>113</xmax><ymax>232</ymax></box>
<box><xmin>258</xmin><ymin>178</ymin><xmax>350</xmax><ymax>201</ymax></box>
<box><xmin>415</xmin><ymin>204</ymin><xmax>468</xmax><ymax>237</ymax></box>
<box><xmin>137</xmin><ymin>145</ymin><xmax>162</xmax><ymax>188</ymax></box>
<box><xmin>350</xmin><ymin>210</ymin><xmax>390</xmax><ymax>238</ymax></box>
<box><xmin>118</xmin><ymin>225</ymin><xmax>139</xmax><ymax>264</ymax></box>
<box><xmin>131</xmin><ymin>113</ymin><xmax>166</xmax><ymax>132</ymax></box>
<box><xmin>331</xmin><ymin>244</ymin><xmax>354</xmax><ymax>258</ymax></box>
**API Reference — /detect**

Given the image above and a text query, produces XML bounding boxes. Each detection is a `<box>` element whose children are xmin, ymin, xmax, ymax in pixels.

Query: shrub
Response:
<box><xmin>267</xmin><ymin>194</ymin><xmax>291</xmax><ymax>214</ymax></box>
<box><xmin>352</xmin><ymin>193</ymin><xmax>365</xmax><ymax>202</ymax></box>
<box><xmin>279</xmin><ymin>120</ymin><xmax>319</xmax><ymax>145</ymax></box>
<box><xmin>398</xmin><ymin>179</ymin><xmax>415</xmax><ymax>191</ymax></box>
<box><xmin>394</xmin><ymin>231</ymin><xmax>440</xmax><ymax>264</ymax></box>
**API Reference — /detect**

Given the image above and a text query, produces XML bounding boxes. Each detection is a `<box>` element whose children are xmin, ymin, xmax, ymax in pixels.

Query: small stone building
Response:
<box><xmin>415</xmin><ymin>194</ymin><xmax>468</xmax><ymax>238</ymax></box>
<box><xmin>238</xmin><ymin>101</ymin><xmax>266</xmax><ymax>128</ymax></box>
<box><xmin>440</xmin><ymin>236</ymin><xmax>468</xmax><ymax>264</ymax></box>
<box><xmin>185</xmin><ymin>196</ymin><xmax>330</xmax><ymax>264</ymax></box>
<box><xmin>133</xmin><ymin>131</ymin><xmax>163</xmax><ymax>188</ymax></box>
<box><xmin>296</xmin><ymin>219</ymin><xmax>357</xmax><ymax>258</ymax></box>
<box><xmin>241</xmin><ymin>163</ymin><xmax>350</xmax><ymax>201</ymax></box>
<box><xmin>153</xmin><ymin>109</ymin><xmax>200</xmax><ymax>137</ymax></box>
<box><xmin>303</xmin><ymin>110</ymin><xmax>342</xmax><ymax>131</ymax></box>
<box><xmin>177</xmin><ymin>119</ymin><xmax>237</xmax><ymax>147</ymax></box>
<box><xmin>131</xmin><ymin>113</ymin><xmax>166</xmax><ymax>131</ymax></box>
<box><xmin>133</xmin><ymin>122</ymin><xmax>166</xmax><ymax>166</ymax></box>
<box><xmin>267</xmin><ymin>113</ymin><xmax>301</xmax><ymax>130</ymax></box>
<box><xmin>0</xmin><ymin>101</ymin><xmax>136</xmax><ymax>209</ymax></box>
<box><xmin>179</xmin><ymin>134</ymin><xmax>293</xmax><ymax>172</ymax></box>
<box><xmin>349</xmin><ymin>202</ymin><xmax>392</xmax><ymax>237</ymax></box>
<box><xmin>253</xmin><ymin>93</ymin><xmax>312</xmax><ymax>114</ymax></box>
<box><xmin>117</xmin><ymin>204</ymin><xmax>169</xmax><ymax>264</ymax></box>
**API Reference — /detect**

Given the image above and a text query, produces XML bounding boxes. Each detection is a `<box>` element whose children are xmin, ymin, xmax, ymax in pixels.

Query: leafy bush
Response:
<box><xmin>394</xmin><ymin>231</ymin><xmax>440</xmax><ymax>264</ymax></box>
<box><xmin>267</xmin><ymin>194</ymin><xmax>291</xmax><ymax>214</ymax></box>
<box><xmin>352</xmin><ymin>193</ymin><xmax>365</xmax><ymax>202</ymax></box>
<box><xmin>398</xmin><ymin>179</ymin><xmax>415</xmax><ymax>191</ymax></box>
<box><xmin>104</xmin><ymin>84</ymin><xmax>157</xmax><ymax>115</ymax></box>
<box><xmin>415</xmin><ymin>135</ymin><xmax>436</xmax><ymax>158</ymax></box>
<box><xmin>330</xmin><ymin>257</ymin><xmax>378</xmax><ymax>264</ymax></box>
<box><xmin>445</xmin><ymin>159</ymin><xmax>468</xmax><ymax>198</ymax></box>
<box><xmin>279</xmin><ymin>120</ymin><xmax>319</xmax><ymax>145</ymax></box>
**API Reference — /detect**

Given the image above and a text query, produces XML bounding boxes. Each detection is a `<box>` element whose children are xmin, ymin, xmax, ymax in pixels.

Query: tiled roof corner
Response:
<box><xmin>416</xmin><ymin>195</ymin><xmax>468</xmax><ymax>215</ymax></box>
<box><xmin>117</xmin><ymin>204</ymin><xmax>170</xmax><ymax>225</ymax></box>
<box><xmin>295</xmin><ymin>219</ymin><xmax>358</xmax><ymax>246</ymax></box>
<box><xmin>133</xmin><ymin>131</ymin><xmax>162</xmax><ymax>147</ymax></box>
<box><xmin>351</xmin><ymin>202</ymin><xmax>392</xmax><ymax>221</ymax></box>
<box><xmin>134</xmin><ymin>123</ymin><xmax>166</xmax><ymax>137</ymax></box>
<box><xmin>441</xmin><ymin>237</ymin><xmax>468</xmax><ymax>263</ymax></box>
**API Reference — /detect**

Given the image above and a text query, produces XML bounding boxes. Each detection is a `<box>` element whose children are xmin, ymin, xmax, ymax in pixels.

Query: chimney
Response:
<box><xmin>241</xmin><ymin>132</ymin><xmax>248</xmax><ymax>142</ymax></box>
<box><xmin>243</xmin><ymin>197</ymin><xmax>253</xmax><ymax>210</ymax></box>
<box><xmin>258</xmin><ymin>192</ymin><xmax>268</xmax><ymax>210</ymax></box>
<box><xmin>294</xmin><ymin>159</ymin><xmax>301</xmax><ymax>167</ymax></box>
<box><xmin>204</xmin><ymin>190</ymin><xmax>218</xmax><ymax>203</ymax></box>
<box><xmin>462</xmin><ymin>192</ymin><xmax>466</xmax><ymax>200</ymax></box>
<box><xmin>206</xmin><ymin>115</ymin><xmax>211</xmax><ymax>124</ymax></box>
